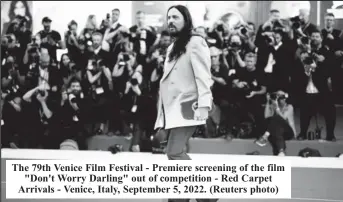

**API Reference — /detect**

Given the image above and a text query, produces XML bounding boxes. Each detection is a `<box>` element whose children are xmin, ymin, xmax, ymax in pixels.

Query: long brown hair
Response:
<box><xmin>167</xmin><ymin>5</ymin><xmax>194</xmax><ymax>62</ymax></box>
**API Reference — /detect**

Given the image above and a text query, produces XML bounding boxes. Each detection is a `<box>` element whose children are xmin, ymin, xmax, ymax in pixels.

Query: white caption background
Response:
<box><xmin>6</xmin><ymin>160</ymin><xmax>291</xmax><ymax>199</ymax></box>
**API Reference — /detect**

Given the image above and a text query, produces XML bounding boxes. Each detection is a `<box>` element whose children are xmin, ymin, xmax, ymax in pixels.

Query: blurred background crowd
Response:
<box><xmin>1</xmin><ymin>1</ymin><xmax>342</xmax><ymax>154</ymax></box>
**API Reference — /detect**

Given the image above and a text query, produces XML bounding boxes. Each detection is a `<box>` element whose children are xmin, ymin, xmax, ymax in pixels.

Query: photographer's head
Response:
<box><xmin>68</xmin><ymin>20</ymin><xmax>78</xmax><ymax>35</ymax></box>
<box><xmin>136</xmin><ymin>11</ymin><xmax>146</xmax><ymax>27</ymax></box>
<box><xmin>160</xmin><ymin>30</ymin><xmax>171</xmax><ymax>48</ymax></box>
<box><xmin>244</xmin><ymin>52</ymin><xmax>257</xmax><ymax>72</ymax></box>
<box><xmin>324</xmin><ymin>13</ymin><xmax>335</xmax><ymax>30</ymax></box>
<box><xmin>60</xmin><ymin>54</ymin><xmax>71</xmax><ymax>67</ymax></box>
<box><xmin>274</xmin><ymin>29</ymin><xmax>283</xmax><ymax>45</ymax></box>
<box><xmin>310</xmin><ymin>30</ymin><xmax>322</xmax><ymax>47</ymax></box>
<box><xmin>112</xmin><ymin>8</ymin><xmax>120</xmax><ymax>23</ymax></box>
<box><xmin>269</xmin><ymin>9</ymin><xmax>281</xmax><ymax>22</ymax></box>
<box><xmin>68</xmin><ymin>77</ymin><xmax>82</xmax><ymax>95</ymax></box>
<box><xmin>299</xmin><ymin>9</ymin><xmax>310</xmax><ymax>25</ymax></box>
<box><xmin>167</xmin><ymin>5</ymin><xmax>193</xmax><ymax>38</ymax></box>
<box><xmin>270</xmin><ymin>90</ymin><xmax>288</xmax><ymax>107</ymax></box>
<box><xmin>91</xmin><ymin>32</ymin><xmax>103</xmax><ymax>49</ymax></box>
<box><xmin>42</xmin><ymin>17</ymin><xmax>52</xmax><ymax>32</ymax></box>
<box><xmin>229</xmin><ymin>34</ymin><xmax>242</xmax><ymax>49</ymax></box>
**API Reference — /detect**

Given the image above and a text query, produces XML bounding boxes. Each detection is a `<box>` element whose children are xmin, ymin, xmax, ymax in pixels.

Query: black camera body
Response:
<box><xmin>130</xmin><ymin>78</ymin><xmax>139</xmax><ymax>86</ymax></box>
<box><xmin>269</xmin><ymin>92</ymin><xmax>287</xmax><ymax>102</ymax></box>
<box><xmin>290</xmin><ymin>16</ymin><xmax>301</xmax><ymax>29</ymax></box>
<box><xmin>216</xmin><ymin>24</ymin><xmax>224</xmax><ymax>32</ymax></box>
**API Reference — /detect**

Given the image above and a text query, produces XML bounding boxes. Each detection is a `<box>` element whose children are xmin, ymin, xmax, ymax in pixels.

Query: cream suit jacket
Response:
<box><xmin>154</xmin><ymin>35</ymin><xmax>213</xmax><ymax>130</ymax></box>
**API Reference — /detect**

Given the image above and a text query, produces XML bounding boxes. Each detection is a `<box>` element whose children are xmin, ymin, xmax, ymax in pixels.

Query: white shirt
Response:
<box><xmin>94</xmin><ymin>46</ymin><xmax>101</xmax><ymax>55</ymax></box>
<box><xmin>306</xmin><ymin>75</ymin><xmax>319</xmax><ymax>94</ymax></box>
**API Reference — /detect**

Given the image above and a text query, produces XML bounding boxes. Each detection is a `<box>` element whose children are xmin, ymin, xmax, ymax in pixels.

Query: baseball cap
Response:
<box><xmin>42</xmin><ymin>17</ymin><xmax>52</xmax><ymax>23</ymax></box>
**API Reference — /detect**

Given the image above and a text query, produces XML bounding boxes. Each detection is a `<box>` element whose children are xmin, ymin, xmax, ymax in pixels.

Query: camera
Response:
<box><xmin>38</xmin><ymin>90</ymin><xmax>46</xmax><ymax>97</ymax></box>
<box><xmin>123</xmin><ymin>53</ymin><xmax>130</xmax><ymax>62</ymax></box>
<box><xmin>269</xmin><ymin>92</ymin><xmax>287</xmax><ymax>101</ymax></box>
<box><xmin>303</xmin><ymin>52</ymin><xmax>316</xmax><ymax>66</ymax></box>
<box><xmin>130</xmin><ymin>78</ymin><xmax>138</xmax><ymax>86</ymax></box>
<box><xmin>106</xmin><ymin>13</ymin><xmax>110</xmax><ymax>20</ymax></box>
<box><xmin>290</xmin><ymin>16</ymin><xmax>301</xmax><ymax>29</ymax></box>
<box><xmin>216</xmin><ymin>24</ymin><xmax>224</xmax><ymax>32</ymax></box>
<box><xmin>300</xmin><ymin>36</ymin><xmax>310</xmax><ymax>45</ymax></box>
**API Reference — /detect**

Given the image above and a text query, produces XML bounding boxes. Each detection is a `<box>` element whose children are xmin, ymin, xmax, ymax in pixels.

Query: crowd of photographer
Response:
<box><xmin>1</xmin><ymin>8</ymin><xmax>342</xmax><ymax>155</ymax></box>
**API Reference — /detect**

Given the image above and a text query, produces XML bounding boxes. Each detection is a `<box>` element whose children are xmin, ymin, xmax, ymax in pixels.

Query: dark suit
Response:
<box><xmin>294</xmin><ymin>47</ymin><xmax>336</xmax><ymax>140</ymax></box>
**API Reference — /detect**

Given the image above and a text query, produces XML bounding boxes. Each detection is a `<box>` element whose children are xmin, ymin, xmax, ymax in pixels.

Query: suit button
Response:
<box><xmin>172</xmin><ymin>96</ymin><xmax>176</xmax><ymax>99</ymax></box>
<box><xmin>171</xmin><ymin>82</ymin><xmax>174</xmax><ymax>84</ymax></box>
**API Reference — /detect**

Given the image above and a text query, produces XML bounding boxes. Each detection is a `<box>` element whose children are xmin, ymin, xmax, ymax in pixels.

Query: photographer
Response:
<box><xmin>59</xmin><ymin>53</ymin><xmax>82</xmax><ymax>87</ymax></box>
<box><xmin>223</xmin><ymin>34</ymin><xmax>247</xmax><ymax>70</ymax></box>
<box><xmin>255</xmin><ymin>91</ymin><xmax>296</xmax><ymax>156</ymax></box>
<box><xmin>59</xmin><ymin>77</ymin><xmax>88</xmax><ymax>150</ymax></box>
<box><xmin>64</xmin><ymin>20</ymin><xmax>79</xmax><ymax>60</ymax></box>
<box><xmin>231</xmin><ymin>52</ymin><xmax>267</xmax><ymax>138</ymax></box>
<box><xmin>257</xmin><ymin>30</ymin><xmax>294</xmax><ymax>92</ymax></box>
<box><xmin>129</xmin><ymin>11</ymin><xmax>158</xmax><ymax>65</ymax></box>
<box><xmin>1</xmin><ymin>34</ymin><xmax>22</xmax><ymax>66</ymax></box>
<box><xmin>148</xmin><ymin>30</ymin><xmax>171</xmax><ymax>85</ymax></box>
<box><xmin>21</xmin><ymin>83</ymin><xmax>60</xmax><ymax>149</ymax></box>
<box><xmin>5</xmin><ymin>15</ymin><xmax>32</xmax><ymax>53</ymax></box>
<box><xmin>290</xmin><ymin>9</ymin><xmax>317</xmax><ymax>40</ymax></box>
<box><xmin>85</xmin><ymin>58</ymin><xmax>113</xmax><ymax>135</ymax></box>
<box><xmin>104</xmin><ymin>9</ymin><xmax>127</xmax><ymax>51</ymax></box>
<box><xmin>23</xmin><ymin>33</ymin><xmax>41</xmax><ymax>65</ymax></box>
<box><xmin>1</xmin><ymin>55</ymin><xmax>25</xmax><ymax>92</ymax></box>
<box><xmin>234</xmin><ymin>22</ymin><xmax>257</xmax><ymax>52</ymax></box>
<box><xmin>24</xmin><ymin>52</ymin><xmax>63</xmax><ymax>98</ymax></box>
<box><xmin>294</xmin><ymin>31</ymin><xmax>336</xmax><ymax>142</ymax></box>
<box><xmin>37</xmin><ymin>17</ymin><xmax>63</xmax><ymax>62</ymax></box>
<box><xmin>321</xmin><ymin>13</ymin><xmax>342</xmax><ymax>51</ymax></box>
<box><xmin>112</xmin><ymin>52</ymin><xmax>141</xmax><ymax>141</ymax></box>
<box><xmin>255</xmin><ymin>9</ymin><xmax>283</xmax><ymax>48</ymax></box>
<box><xmin>111</xmin><ymin>30</ymin><xmax>132</xmax><ymax>69</ymax></box>
<box><xmin>207</xmin><ymin>20</ymin><xmax>229</xmax><ymax>49</ymax></box>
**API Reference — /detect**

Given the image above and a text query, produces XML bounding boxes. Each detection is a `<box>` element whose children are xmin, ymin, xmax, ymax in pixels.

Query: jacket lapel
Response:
<box><xmin>161</xmin><ymin>58</ymin><xmax>177</xmax><ymax>82</ymax></box>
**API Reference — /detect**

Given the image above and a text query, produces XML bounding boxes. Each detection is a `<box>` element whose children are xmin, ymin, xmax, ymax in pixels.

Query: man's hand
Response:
<box><xmin>36</xmin><ymin>90</ymin><xmax>48</xmax><ymax>103</ymax></box>
<box><xmin>314</xmin><ymin>54</ymin><xmax>325</xmax><ymax>62</ymax></box>
<box><xmin>194</xmin><ymin>107</ymin><xmax>209</xmax><ymax>121</ymax></box>
<box><xmin>335</xmin><ymin>50</ymin><xmax>343</xmax><ymax>57</ymax></box>
<box><xmin>246</xmin><ymin>91</ymin><xmax>256</xmax><ymax>99</ymax></box>
<box><xmin>327</xmin><ymin>33</ymin><xmax>334</xmax><ymax>40</ymax></box>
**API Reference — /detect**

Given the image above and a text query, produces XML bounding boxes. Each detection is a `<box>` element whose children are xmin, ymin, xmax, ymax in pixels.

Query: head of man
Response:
<box><xmin>244</xmin><ymin>52</ymin><xmax>257</xmax><ymax>72</ymax></box>
<box><xmin>42</xmin><ymin>17</ymin><xmax>52</xmax><ymax>32</ymax></box>
<box><xmin>167</xmin><ymin>5</ymin><xmax>193</xmax><ymax>38</ymax></box>
<box><xmin>299</xmin><ymin>9</ymin><xmax>310</xmax><ymax>25</ymax></box>
<box><xmin>160</xmin><ymin>30</ymin><xmax>171</xmax><ymax>48</ymax></box>
<box><xmin>136</xmin><ymin>11</ymin><xmax>146</xmax><ymax>27</ymax></box>
<box><xmin>91</xmin><ymin>32</ymin><xmax>103</xmax><ymax>49</ymax></box>
<box><xmin>274</xmin><ymin>30</ymin><xmax>283</xmax><ymax>45</ymax></box>
<box><xmin>324</xmin><ymin>13</ymin><xmax>335</xmax><ymax>30</ymax></box>
<box><xmin>68</xmin><ymin>77</ymin><xmax>82</xmax><ymax>95</ymax></box>
<box><xmin>269</xmin><ymin>9</ymin><xmax>280</xmax><ymax>22</ymax></box>
<box><xmin>310</xmin><ymin>30</ymin><xmax>322</xmax><ymax>47</ymax></box>
<box><xmin>68</xmin><ymin>20</ymin><xmax>78</xmax><ymax>35</ymax></box>
<box><xmin>112</xmin><ymin>8</ymin><xmax>120</xmax><ymax>23</ymax></box>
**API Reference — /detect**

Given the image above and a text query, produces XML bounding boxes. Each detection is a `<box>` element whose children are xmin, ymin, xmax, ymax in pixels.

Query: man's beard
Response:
<box><xmin>168</xmin><ymin>25</ymin><xmax>180</xmax><ymax>37</ymax></box>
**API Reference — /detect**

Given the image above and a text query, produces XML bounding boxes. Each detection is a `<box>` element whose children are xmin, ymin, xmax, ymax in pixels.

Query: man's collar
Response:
<box><xmin>111</xmin><ymin>21</ymin><xmax>119</xmax><ymax>29</ymax></box>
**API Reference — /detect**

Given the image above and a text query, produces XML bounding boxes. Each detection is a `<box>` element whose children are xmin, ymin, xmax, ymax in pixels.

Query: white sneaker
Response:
<box><xmin>278</xmin><ymin>151</ymin><xmax>286</xmax><ymax>156</ymax></box>
<box><xmin>132</xmin><ymin>145</ymin><xmax>140</xmax><ymax>152</ymax></box>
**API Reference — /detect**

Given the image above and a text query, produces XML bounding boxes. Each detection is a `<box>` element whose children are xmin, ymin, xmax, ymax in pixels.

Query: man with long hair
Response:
<box><xmin>154</xmin><ymin>5</ymin><xmax>216</xmax><ymax>202</ymax></box>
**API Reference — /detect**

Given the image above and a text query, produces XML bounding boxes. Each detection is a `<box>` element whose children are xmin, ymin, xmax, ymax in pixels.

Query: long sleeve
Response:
<box><xmin>190</xmin><ymin>36</ymin><xmax>213</xmax><ymax>110</ymax></box>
